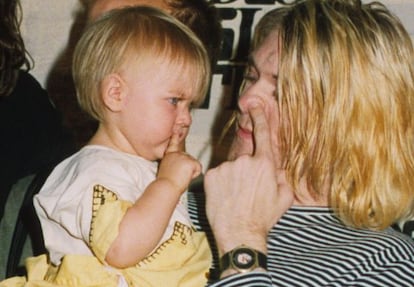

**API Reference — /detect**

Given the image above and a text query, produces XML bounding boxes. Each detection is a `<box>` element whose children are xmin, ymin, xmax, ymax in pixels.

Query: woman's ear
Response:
<box><xmin>101</xmin><ymin>73</ymin><xmax>127</xmax><ymax>112</ymax></box>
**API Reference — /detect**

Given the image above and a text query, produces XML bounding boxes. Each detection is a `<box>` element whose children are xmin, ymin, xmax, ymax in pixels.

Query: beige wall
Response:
<box><xmin>20</xmin><ymin>0</ymin><xmax>414</xmax><ymax>170</ymax></box>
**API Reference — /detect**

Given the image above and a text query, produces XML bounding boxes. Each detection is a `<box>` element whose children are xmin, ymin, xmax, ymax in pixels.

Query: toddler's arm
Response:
<box><xmin>105</xmin><ymin>132</ymin><xmax>201</xmax><ymax>268</ymax></box>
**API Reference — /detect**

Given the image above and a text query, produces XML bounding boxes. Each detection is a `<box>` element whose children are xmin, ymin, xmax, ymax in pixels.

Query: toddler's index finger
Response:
<box><xmin>249</xmin><ymin>105</ymin><xmax>273</xmax><ymax>158</ymax></box>
<box><xmin>165</xmin><ymin>132</ymin><xmax>181</xmax><ymax>154</ymax></box>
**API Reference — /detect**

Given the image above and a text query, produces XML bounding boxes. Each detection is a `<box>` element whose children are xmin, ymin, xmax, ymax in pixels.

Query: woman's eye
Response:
<box><xmin>244</xmin><ymin>74</ymin><xmax>257</xmax><ymax>82</ymax></box>
<box><xmin>243</xmin><ymin>67</ymin><xmax>258</xmax><ymax>83</ymax></box>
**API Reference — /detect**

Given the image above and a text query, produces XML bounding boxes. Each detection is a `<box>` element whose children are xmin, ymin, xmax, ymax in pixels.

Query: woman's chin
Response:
<box><xmin>227</xmin><ymin>137</ymin><xmax>254</xmax><ymax>160</ymax></box>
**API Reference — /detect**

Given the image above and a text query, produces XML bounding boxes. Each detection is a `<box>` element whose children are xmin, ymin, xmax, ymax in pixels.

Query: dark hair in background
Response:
<box><xmin>167</xmin><ymin>0</ymin><xmax>222</xmax><ymax>71</ymax></box>
<box><xmin>0</xmin><ymin>0</ymin><xmax>33</xmax><ymax>97</ymax></box>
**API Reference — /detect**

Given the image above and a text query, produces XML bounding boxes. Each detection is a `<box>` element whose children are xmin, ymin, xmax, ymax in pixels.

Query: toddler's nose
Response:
<box><xmin>177</xmin><ymin>108</ymin><xmax>192</xmax><ymax>127</ymax></box>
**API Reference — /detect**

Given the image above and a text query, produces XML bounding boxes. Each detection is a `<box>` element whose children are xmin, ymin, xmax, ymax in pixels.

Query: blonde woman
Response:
<box><xmin>200</xmin><ymin>0</ymin><xmax>414</xmax><ymax>285</ymax></box>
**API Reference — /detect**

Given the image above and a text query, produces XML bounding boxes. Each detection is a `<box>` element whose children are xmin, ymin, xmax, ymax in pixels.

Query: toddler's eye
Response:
<box><xmin>168</xmin><ymin>98</ymin><xmax>180</xmax><ymax>105</ymax></box>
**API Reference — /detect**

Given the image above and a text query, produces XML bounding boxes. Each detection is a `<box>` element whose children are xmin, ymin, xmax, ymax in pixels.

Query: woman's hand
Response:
<box><xmin>204</xmin><ymin>105</ymin><xmax>294</xmax><ymax>256</ymax></box>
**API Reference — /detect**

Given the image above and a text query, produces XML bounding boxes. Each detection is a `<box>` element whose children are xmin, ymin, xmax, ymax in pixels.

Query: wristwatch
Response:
<box><xmin>220</xmin><ymin>245</ymin><xmax>267</xmax><ymax>274</ymax></box>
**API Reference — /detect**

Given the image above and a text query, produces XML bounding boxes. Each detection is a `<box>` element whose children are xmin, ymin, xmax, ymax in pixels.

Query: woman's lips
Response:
<box><xmin>236</xmin><ymin>123</ymin><xmax>253</xmax><ymax>139</ymax></box>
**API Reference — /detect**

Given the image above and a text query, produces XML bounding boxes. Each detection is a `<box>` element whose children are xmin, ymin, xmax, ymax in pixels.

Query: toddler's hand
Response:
<box><xmin>175</xmin><ymin>125</ymin><xmax>189</xmax><ymax>152</ymax></box>
<box><xmin>157</xmin><ymin>132</ymin><xmax>201</xmax><ymax>194</ymax></box>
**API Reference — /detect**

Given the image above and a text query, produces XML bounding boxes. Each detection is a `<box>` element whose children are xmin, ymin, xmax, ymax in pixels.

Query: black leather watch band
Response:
<box><xmin>220</xmin><ymin>245</ymin><xmax>267</xmax><ymax>274</ymax></box>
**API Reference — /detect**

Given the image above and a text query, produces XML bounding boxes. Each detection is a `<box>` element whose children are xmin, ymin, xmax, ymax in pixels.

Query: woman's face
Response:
<box><xmin>228</xmin><ymin>31</ymin><xmax>281</xmax><ymax>166</ymax></box>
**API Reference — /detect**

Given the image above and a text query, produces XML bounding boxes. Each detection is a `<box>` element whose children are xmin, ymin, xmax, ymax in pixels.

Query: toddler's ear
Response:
<box><xmin>101</xmin><ymin>73</ymin><xmax>126</xmax><ymax>112</ymax></box>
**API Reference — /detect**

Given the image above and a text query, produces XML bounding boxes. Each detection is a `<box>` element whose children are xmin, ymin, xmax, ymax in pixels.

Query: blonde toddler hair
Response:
<box><xmin>73</xmin><ymin>5</ymin><xmax>210</xmax><ymax>121</ymax></box>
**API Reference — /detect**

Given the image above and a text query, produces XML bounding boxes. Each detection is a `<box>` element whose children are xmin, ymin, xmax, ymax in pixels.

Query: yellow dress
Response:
<box><xmin>0</xmin><ymin>186</ymin><xmax>211</xmax><ymax>287</ymax></box>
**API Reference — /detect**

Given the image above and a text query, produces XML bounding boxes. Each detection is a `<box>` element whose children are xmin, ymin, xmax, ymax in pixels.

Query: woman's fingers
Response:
<box><xmin>249</xmin><ymin>105</ymin><xmax>276</xmax><ymax>161</ymax></box>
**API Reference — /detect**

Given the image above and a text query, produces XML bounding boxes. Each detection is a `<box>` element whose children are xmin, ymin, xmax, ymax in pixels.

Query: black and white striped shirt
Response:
<box><xmin>188</xmin><ymin>191</ymin><xmax>414</xmax><ymax>287</ymax></box>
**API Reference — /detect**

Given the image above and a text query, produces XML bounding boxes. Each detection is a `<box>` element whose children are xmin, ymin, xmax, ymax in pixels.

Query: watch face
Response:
<box><xmin>232</xmin><ymin>248</ymin><xmax>256</xmax><ymax>269</ymax></box>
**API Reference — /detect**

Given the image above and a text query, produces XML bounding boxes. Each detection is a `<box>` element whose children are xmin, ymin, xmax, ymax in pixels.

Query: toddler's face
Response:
<box><xmin>116</xmin><ymin>59</ymin><xmax>196</xmax><ymax>161</ymax></box>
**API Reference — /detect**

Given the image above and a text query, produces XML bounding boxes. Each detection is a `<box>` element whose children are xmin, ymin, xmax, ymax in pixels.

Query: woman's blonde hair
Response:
<box><xmin>276</xmin><ymin>0</ymin><xmax>414</xmax><ymax>229</ymax></box>
<box><xmin>73</xmin><ymin>5</ymin><xmax>210</xmax><ymax>121</ymax></box>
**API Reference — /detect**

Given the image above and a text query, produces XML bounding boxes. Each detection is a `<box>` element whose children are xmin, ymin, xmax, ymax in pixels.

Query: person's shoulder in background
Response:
<box><xmin>0</xmin><ymin>69</ymin><xmax>75</xmax><ymax>192</ymax></box>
